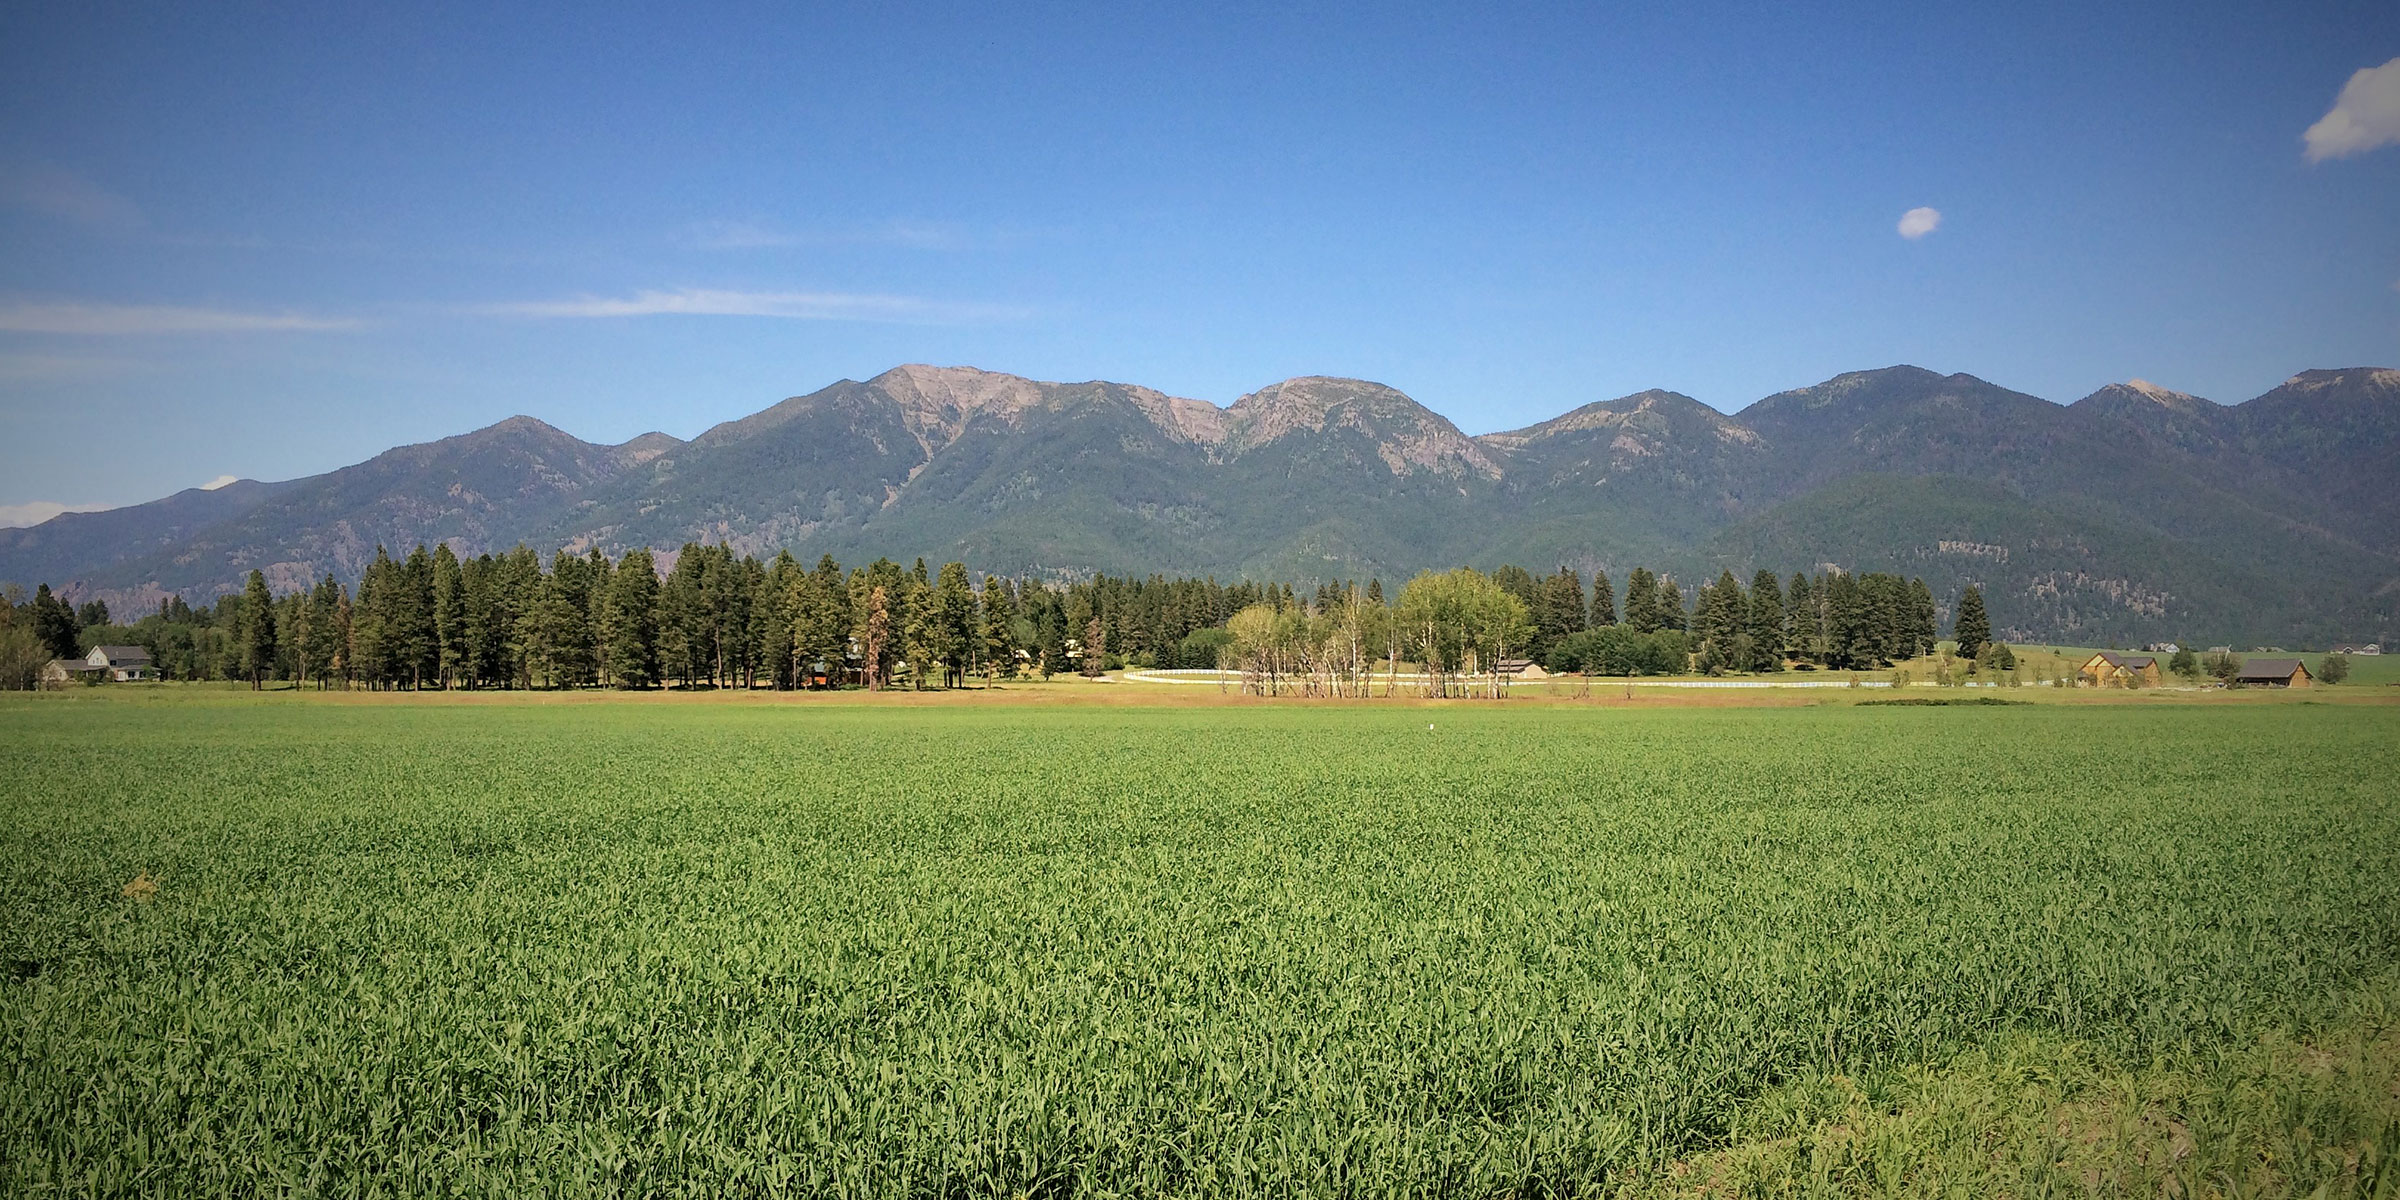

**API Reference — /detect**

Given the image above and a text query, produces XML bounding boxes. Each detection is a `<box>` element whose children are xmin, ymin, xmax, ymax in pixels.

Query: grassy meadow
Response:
<box><xmin>4</xmin><ymin>689</ymin><xmax>2399</xmax><ymax>1196</ymax></box>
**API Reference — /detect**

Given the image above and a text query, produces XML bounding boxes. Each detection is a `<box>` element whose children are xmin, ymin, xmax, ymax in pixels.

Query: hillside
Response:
<box><xmin>4</xmin><ymin>363</ymin><xmax>2394</xmax><ymax>645</ymax></box>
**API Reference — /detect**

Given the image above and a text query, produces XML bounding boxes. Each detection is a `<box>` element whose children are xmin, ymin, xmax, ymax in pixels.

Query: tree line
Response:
<box><xmin>1</xmin><ymin>548</ymin><xmax>1989</xmax><ymax>692</ymax></box>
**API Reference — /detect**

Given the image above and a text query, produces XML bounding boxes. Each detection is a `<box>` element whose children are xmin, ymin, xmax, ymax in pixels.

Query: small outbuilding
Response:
<box><xmin>2231</xmin><ymin>658</ymin><xmax>2312</xmax><ymax>688</ymax></box>
<box><xmin>2080</xmin><ymin>651</ymin><xmax>2161</xmax><ymax>688</ymax></box>
<box><xmin>1492</xmin><ymin>658</ymin><xmax>1549</xmax><ymax>679</ymax></box>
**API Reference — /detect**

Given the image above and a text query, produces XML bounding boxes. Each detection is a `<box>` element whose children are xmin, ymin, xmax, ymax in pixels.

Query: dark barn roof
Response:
<box><xmin>2233</xmin><ymin>657</ymin><xmax>2307</xmax><ymax>680</ymax></box>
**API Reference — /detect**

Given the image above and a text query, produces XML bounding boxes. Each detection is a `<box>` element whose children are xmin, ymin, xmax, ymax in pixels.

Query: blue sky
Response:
<box><xmin>3</xmin><ymin>0</ymin><xmax>2396</xmax><ymax>520</ymax></box>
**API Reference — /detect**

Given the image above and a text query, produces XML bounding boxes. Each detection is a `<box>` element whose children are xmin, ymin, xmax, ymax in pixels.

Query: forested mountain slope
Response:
<box><xmin>6</xmin><ymin>363</ymin><xmax>2394</xmax><ymax>645</ymax></box>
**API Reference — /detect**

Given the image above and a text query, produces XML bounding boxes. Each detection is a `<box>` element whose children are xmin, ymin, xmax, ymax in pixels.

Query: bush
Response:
<box><xmin>2319</xmin><ymin>653</ymin><xmax>2350</xmax><ymax>685</ymax></box>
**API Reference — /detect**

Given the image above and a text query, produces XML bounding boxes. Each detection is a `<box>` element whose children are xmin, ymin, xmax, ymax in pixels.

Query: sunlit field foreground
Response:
<box><xmin>4</xmin><ymin>693</ymin><xmax>2398</xmax><ymax>1196</ymax></box>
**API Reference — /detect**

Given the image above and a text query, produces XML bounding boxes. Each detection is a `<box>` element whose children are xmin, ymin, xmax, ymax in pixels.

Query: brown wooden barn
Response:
<box><xmin>2230</xmin><ymin>657</ymin><xmax>2313</xmax><ymax>688</ymax></box>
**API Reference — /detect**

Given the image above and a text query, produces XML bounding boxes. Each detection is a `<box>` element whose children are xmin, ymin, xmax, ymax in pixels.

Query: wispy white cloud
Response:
<box><xmin>1897</xmin><ymin>207</ymin><xmax>1942</xmax><ymax>240</ymax></box>
<box><xmin>199</xmin><ymin>475</ymin><xmax>240</xmax><ymax>491</ymax></box>
<box><xmin>482</xmin><ymin>287</ymin><xmax>1026</xmax><ymax>324</ymax></box>
<box><xmin>2305</xmin><ymin>57</ymin><xmax>2400</xmax><ymax>162</ymax></box>
<box><xmin>0</xmin><ymin>301</ymin><xmax>361</xmax><ymax>335</ymax></box>
<box><xmin>0</xmin><ymin>500</ymin><xmax>112</xmax><ymax>529</ymax></box>
<box><xmin>0</xmin><ymin>165</ymin><xmax>144</xmax><ymax>232</ymax></box>
<box><xmin>681</xmin><ymin>219</ymin><xmax>973</xmax><ymax>251</ymax></box>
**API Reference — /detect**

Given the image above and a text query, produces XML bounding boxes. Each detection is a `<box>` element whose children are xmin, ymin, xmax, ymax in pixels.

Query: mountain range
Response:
<box><xmin>5</xmin><ymin>363</ymin><xmax>2395</xmax><ymax>646</ymax></box>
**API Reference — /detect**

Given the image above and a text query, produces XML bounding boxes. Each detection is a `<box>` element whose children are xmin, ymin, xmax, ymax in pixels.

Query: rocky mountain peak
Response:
<box><xmin>2273</xmin><ymin>367</ymin><xmax>2400</xmax><ymax>398</ymax></box>
<box><xmin>609</xmin><ymin>431</ymin><xmax>683</xmax><ymax>468</ymax></box>
<box><xmin>1223</xmin><ymin>376</ymin><xmax>1502</xmax><ymax>478</ymax></box>
<box><xmin>869</xmin><ymin>364</ymin><xmax>1057</xmax><ymax>453</ymax></box>
<box><xmin>2074</xmin><ymin>380</ymin><xmax>2218</xmax><ymax>416</ymax></box>
<box><xmin>473</xmin><ymin>414</ymin><xmax>573</xmax><ymax>440</ymax></box>
<box><xmin>864</xmin><ymin>364</ymin><xmax>1230</xmax><ymax>450</ymax></box>
<box><xmin>1478</xmin><ymin>389</ymin><xmax>1751</xmax><ymax>451</ymax></box>
<box><xmin>2123</xmin><ymin>379</ymin><xmax>2194</xmax><ymax>404</ymax></box>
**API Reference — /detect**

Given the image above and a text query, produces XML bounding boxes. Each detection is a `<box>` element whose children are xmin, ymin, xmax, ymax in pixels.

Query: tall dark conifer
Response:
<box><xmin>431</xmin><ymin>544</ymin><xmax>464</xmax><ymax>688</ymax></box>
<box><xmin>239</xmin><ymin>569</ymin><xmax>277</xmax><ymax>689</ymax></box>
<box><xmin>1589</xmin><ymin>571</ymin><xmax>1616</xmax><ymax>627</ymax></box>
<box><xmin>1953</xmin><ymin>586</ymin><xmax>1990</xmax><ymax>661</ymax></box>
<box><xmin>1623</xmin><ymin>568</ymin><xmax>1659</xmax><ymax>633</ymax></box>
<box><xmin>30</xmin><ymin>584</ymin><xmax>78</xmax><ymax>661</ymax></box>
<box><xmin>606</xmin><ymin>548</ymin><xmax>662</xmax><ymax>688</ymax></box>
<box><xmin>1654</xmin><ymin>576</ymin><xmax>1686</xmax><ymax>633</ymax></box>
<box><xmin>1747</xmin><ymin>570</ymin><xmax>1785</xmax><ymax>670</ymax></box>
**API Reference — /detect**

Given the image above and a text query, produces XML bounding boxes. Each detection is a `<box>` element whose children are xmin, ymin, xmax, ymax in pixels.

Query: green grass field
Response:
<box><xmin>5</xmin><ymin>691</ymin><xmax>2399</xmax><ymax>1196</ymax></box>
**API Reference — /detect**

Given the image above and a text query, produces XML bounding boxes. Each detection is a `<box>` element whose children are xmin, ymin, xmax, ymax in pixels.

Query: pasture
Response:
<box><xmin>4</xmin><ymin>691</ymin><xmax>2398</xmax><ymax>1196</ymax></box>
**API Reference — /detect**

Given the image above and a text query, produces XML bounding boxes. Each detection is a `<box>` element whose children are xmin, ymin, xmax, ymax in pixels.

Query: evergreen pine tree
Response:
<box><xmin>584</xmin><ymin>549</ymin><xmax>614</xmax><ymax>686</ymax></box>
<box><xmin>1701</xmin><ymin>570</ymin><xmax>1744</xmax><ymax>655</ymax></box>
<box><xmin>1535</xmin><ymin>568</ymin><xmax>1585</xmax><ymax>652</ymax></box>
<box><xmin>606</xmin><ymin>548</ymin><xmax>662</xmax><ymax>688</ymax></box>
<box><xmin>1623</xmin><ymin>568</ymin><xmax>1658</xmax><ymax>632</ymax></box>
<box><xmin>661</xmin><ymin>543</ymin><xmax>707</xmax><ymax>687</ymax></box>
<box><xmin>1783</xmin><ymin>574</ymin><xmax>1813</xmax><ymax>663</ymax></box>
<box><xmin>431</xmin><ymin>544</ymin><xmax>464</xmax><ymax>688</ymax></box>
<box><xmin>395</xmin><ymin>545</ymin><xmax>437</xmax><ymax>688</ymax></box>
<box><xmin>30</xmin><ymin>584</ymin><xmax>79</xmax><ymax>661</ymax></box>
<box><xmin>354</xmin><ymin>547</ymin><xmax>395</xmax><ymax>688</ymax></box>
<box><xmin>305</xmin><ymin>574</ymin><xmax>343</xmax><ymax>687</ymax></box>
<box><xmin>1654</xmin><ymin>576</ymin><xmax>1685</xmax><ymax>633</ymax></box>
<box><xmin>1589</xmin><ymin>570</ymin><xmax>1616</xmax><ymax>627</ymax></box>
<box><xmin>1747</xmin><ymin>570</ymin><xmax>1785</xmax><ymax>671</ymax></box>
<box><xmin>1953</xmin><ymin>585</ymin><xmax>1990</xmax><ymax>661</ymax></box>
<box><xmin>1824</xmin><ymin>572</ymin><xmax>1861</xmax><ymax>668</ymax></box>
<box><xmin>239</xmin><ymin>569</ymin><xmax>277</xmax><ymax>689</ymax></box>
<box><xmin>934</xmin><ymin>562</ymin><xmax>977</xmax><ymax>686</ymax></box>
<box><xmin>980</xmin><ymin>573</ymin><xmax>1019</xmax><ymax>684</ymax></box>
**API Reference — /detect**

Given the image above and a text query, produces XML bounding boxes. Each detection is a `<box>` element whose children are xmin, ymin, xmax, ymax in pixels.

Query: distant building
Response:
<box><xmin>41</xmin><ymin>644</ymin><xmax>157</xmax><ymax>686</ymax></box>
<box><xmin>2231</xmin><ymin>657</ymin><xmax>2313</xmax><ymax>688</ymax></box>
<box><xmin>2143</xmin><ymin>642</ymin><xmax>2181</xmax><ymax>654</ymax></box>
<box><xmin>2331</xmin><ymin>643</ymin><xmax>2382</xmax><ymax>656</ymax></box>
<box><xmin>2080</xmin><ymin>651</ymin><xmax>2161</xmax><ymax>688</ymax></box>
<box><xmin>1492</xmin><ymin>658</ymin><xmax>1548</xmax><ymax>679</ymax></box>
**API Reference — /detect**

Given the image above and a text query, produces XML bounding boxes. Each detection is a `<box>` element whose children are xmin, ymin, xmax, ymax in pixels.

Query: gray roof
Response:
<box><xmin>91</xmin><ymin>645</ymin><xmax>152</xmax><ymax>665</ymax></box>
<box><xmin>2234</xmin><ymin>657</ymin><xmax>2308</xmax><ymax>679</ymax></box>
<box><xmin>2093</xmin><ymin>652</ymin><xmax>2157</xmax><ymax>668</ymax></box>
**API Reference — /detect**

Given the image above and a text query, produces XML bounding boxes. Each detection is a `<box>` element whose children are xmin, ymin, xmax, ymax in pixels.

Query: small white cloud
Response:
<box><xmin>0</xmin><ymin>500</ymin><xmax>111</xmax><ymax>529</ymax></box>
<box><xmin>2305</xmin><ymin>57</ymin><xmax>2400</xmax><ymax>162</ymax></box>
<box><xmin>0</xmin><ymin>301</ymin><xmax>360</xmax><ymax>335</ymax></box>
<box><xmin>199</xmin><ymin>475</ymin><xmax>239</xmax><ymax>491</ymax></box>
<box><xmin>481</xmin><ymin>287</ymin><xmax>1025</xmax><ymax>324</ymax></box>
<box><xmin>1897</xmin><ymin>207</ymin><xmax>1942</xmax><ymax>239</ymax></box>
<box><xmin>0</xmin><ymin>165</ymin><xmax>144</xmax><ymax>232</ymax></box>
